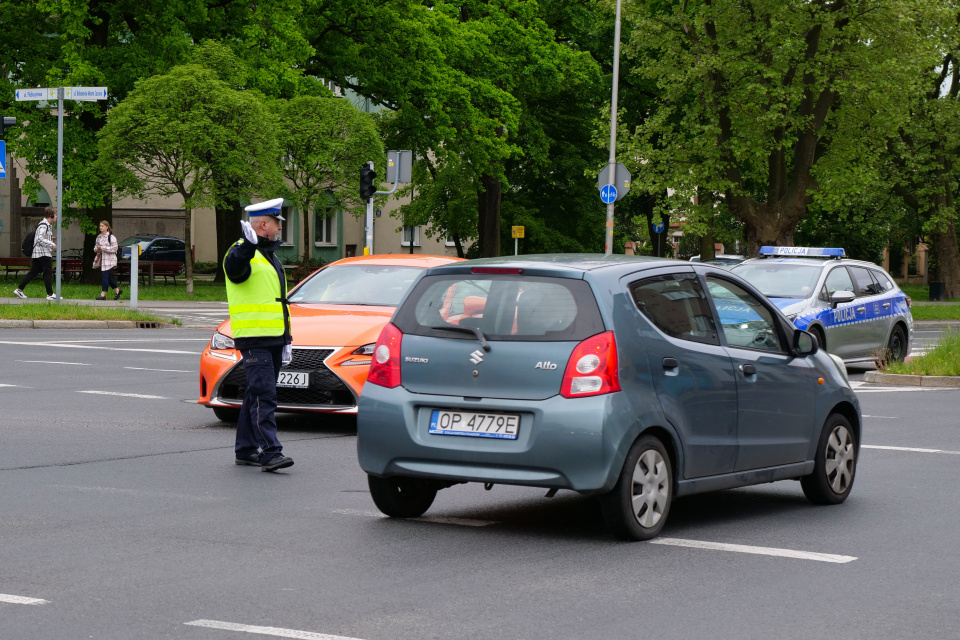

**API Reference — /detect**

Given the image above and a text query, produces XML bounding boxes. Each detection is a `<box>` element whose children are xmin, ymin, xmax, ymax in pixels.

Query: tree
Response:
<box><xmin>619</xmin><ymin>0</ymin><xmax>944</xmax><ymax>255</ymax></box>
<box><xmin>97</xmin><ymin>65</ymin><xmax>280</xmax><ymax>294</ymax></box>
<box><xmin>272</xmin><ymin>96</ymin><xmax>384</xmax><ymax>262</ymax></box>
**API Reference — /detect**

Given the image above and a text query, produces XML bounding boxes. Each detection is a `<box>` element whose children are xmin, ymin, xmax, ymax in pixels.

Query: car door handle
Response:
<box><xmin>662</xmin><ymin>357</ymin><xmax>679</xmax><ymax>370</ymax></box>
<box><xmin>739</xmin><ymin>363</ymin><xmax>757</xmax><ymax>376</ymax></box>
<box><xmin>856</xmin><ymin>306</ymin><xmax>866</xmax><ymax>313</ymax></box>
<box><xmin>883</xmin><ymin>302</ymin><xmax>891</xmax><ymax>309</ymax></box>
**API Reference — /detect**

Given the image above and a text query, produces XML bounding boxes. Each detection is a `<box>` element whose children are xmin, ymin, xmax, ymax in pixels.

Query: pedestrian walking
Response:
<box><xmin>224</xmin><ymin>198</ymin><xmax>294</xmax><ymax>472</ymax></box>
<box><xmin>13</xmin><ymin>207</ymin><xmax>58</xmax><ymax>300</ymax></box>
<box><xmin>93</xmin><ymin>220</ymin><xmax>122</xmax><ymax>301</ymax></box>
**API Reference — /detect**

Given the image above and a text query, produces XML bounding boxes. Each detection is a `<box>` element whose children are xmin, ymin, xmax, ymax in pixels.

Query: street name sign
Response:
<box><xmin>600</xmin><ymin>184</ymin><xmax>618</xmax><ymax>204</ymax></box>
<box><xmin>15</xmin><ymin>88</ymin><xmax>50</xmax><ymax>101</ymax></box>
<box><xmin>66</xmin><ymin>87</ymin><xmax>108</xmax><ymax>101</ymax></box>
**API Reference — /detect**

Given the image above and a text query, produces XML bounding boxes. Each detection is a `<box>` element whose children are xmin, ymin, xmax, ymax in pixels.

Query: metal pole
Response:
<box><xmin>130</xmin><ymin>249</ymin><xmax>138</xmax><ymax>311</ymax></box>
<box><xmin>364</xmin><ymin>162</ymin><xmax>374</xmax><ymax>255</ymax></box>
<box><xmin>604</xmin><ymin>0</ymin><xmax>623</xmax><ymax>256</ymax></box>
<box><xmin>55</xmin><ymin>87</ymin><xmax>64</xmax><ymax>302</ymax></box>
<box><xmin>515</xmin><ymin>237</ymin><xmax>518</xmax><ymax>256</ymax></box>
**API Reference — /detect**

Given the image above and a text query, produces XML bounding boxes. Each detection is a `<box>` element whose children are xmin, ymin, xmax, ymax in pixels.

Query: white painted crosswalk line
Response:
<box><xmin>77</xmin><ymin>390</ymin><xmax>168</xmax><ymax>399</ymax></box>
<box><xmin>649</xmin><ymin>538</ymin><xmax>857</xmax><ymax>563</ymax></box>
<box><xmin>0</xmin><ymin>593</ymin><xmax>49</xmax><ymax>605</ymax></box>
<box><xmin>185</xmin><ymin>619</ymin><xmax>365</xmax><ymax>639</ymax></box>
<box><xmin>333</xmin><ymin>508</ymin><xmax>497</xmax><ymax>527</ymax></box>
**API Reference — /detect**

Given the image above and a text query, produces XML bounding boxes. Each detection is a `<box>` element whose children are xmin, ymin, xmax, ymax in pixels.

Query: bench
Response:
<box><xmin>116</xmin><ymin>260</ymin><xmax>185</xmax><ymax>285</ymax></box>
<box><xmin>2</xmin><ymin>256</ymin><xmax>82</xmax><ymax>280</ymax></box>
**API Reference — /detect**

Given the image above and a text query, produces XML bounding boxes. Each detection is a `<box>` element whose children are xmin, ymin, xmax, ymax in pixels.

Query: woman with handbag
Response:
<box><xmin>93</xmin><ymin>220</ymin><xmax>122</xmax><ymax>301</ymax></box>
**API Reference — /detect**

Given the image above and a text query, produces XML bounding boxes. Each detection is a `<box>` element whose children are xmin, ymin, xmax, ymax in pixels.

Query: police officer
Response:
<box><xmin>224</xmin><ymin>198</ymin><xmax>294</xmax><ymax>472</ymax></box>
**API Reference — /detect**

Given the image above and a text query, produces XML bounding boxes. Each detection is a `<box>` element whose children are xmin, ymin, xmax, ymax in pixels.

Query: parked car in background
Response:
<box><xmin>118</xmin><ymin>235</ymin><xmax>186</xmax><ymax>262</ymax></box>
<box><xmin>357</xmin><ymin>254</ymin><xmax>861</xmax><ymax>541</ymax></box>
<box><xmin>689</xmin><ymin>254</ymin><xmax>745</xmax><ymax>269</ymax></box>
<box><xmin>198</xmin><ymin>254</ymin><xmax>462</xmax><ymax>422</ymax></box>
<box><xmin>730</xmin><ymin>246</ymin><xmax>913</xmax><ymax>364</ymax></box>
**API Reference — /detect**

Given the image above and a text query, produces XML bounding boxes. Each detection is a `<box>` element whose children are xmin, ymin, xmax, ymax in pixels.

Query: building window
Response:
<box><xmin>279</xmin><ymin>206</ymin><xmax>292</xmax><ymax>245</ymax></box>
<box><xmin>315</xmin><ymin>210</ymin><xmax>336</xmax><ymax>246</ymax></box>
<box><xmin>402</xmin><ymin>226</ymin><xmax>421</xmax><ymax>247</ymax></box>
<box><xmin>445</xmin><ymin>233</ymin><xmax>457</xmax><ymax>247</ymax></box>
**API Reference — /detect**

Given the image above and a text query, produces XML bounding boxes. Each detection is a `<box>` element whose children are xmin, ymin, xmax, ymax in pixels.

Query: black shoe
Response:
<box><xmin>235</xmin><ymin>453</ymin><xmax>261</xmax><ymax>466</ymax></box>
<box><xmin>95</xmin><ymin>295</ymin><xmax>106</xmax><ymax>301</ymax></box>
<box><xmin>261</xmin><ymin>454</ymin><xmax>294</xmax><ymax>472</ymax></box>
<box><xmin>114</xmin><ymin>289</ymin><xmax>122</xmax><ymax>300</ymax></box>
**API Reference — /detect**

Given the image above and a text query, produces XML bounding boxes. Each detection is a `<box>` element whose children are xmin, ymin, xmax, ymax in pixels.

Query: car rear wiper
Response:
<box><xmin>427</xmin><ymin>325</ymin><xmax>491</xmax><ymax>352</ymax></box>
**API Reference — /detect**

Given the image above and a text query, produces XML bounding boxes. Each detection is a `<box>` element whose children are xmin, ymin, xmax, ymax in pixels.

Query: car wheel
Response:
<box><xmin>884</xmin><ymin>325</ymin><xmax>907</xmax><ymax>364</ymax></box>
<box><xmin>811</xmin><ymin>326</ymin><xmax>826</xmax><ymax>351</ymax></box>
<box><xmin>212</xmin><ymin>406</ymin><xmax>240</xmax><ymax>422</ymax></box>
<box><xmin>600</xmin><ymin>435</ymin><xmax>673</xmax><ymax>541</ymax></box>
<box><xmin>801</xmin><ymin>413</ymin><xmax>857</xmax><ymax>505</ymax></box>
<box><xmin>368</xmin><ymin>475</ymin><xmax>438</xmax><ymax>518</ymax></box>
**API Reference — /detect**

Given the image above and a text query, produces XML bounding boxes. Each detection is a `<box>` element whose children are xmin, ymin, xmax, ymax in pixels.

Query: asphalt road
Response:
<box><xmin>1</xmin><ymin>328</ymin><xmax>958</xmax><ymax>640</ymax></box>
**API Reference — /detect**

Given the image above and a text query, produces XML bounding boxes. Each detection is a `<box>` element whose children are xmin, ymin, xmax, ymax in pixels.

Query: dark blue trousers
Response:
<box><xmin>236</xmin><ymin>346</ymin><xmax>284</xmax><ymax>462</ymax></box>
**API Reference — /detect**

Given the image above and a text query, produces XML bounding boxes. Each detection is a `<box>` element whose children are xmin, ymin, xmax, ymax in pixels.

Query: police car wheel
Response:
<box><xmin>885</xmin><ymin>325</ymin><xmax>907</xmax><ymax>364</ymax></box>
<box><xmin>368</xmin><ymin>475</ymin><xmax>438</xmax><ymax>518</ymax></box>
<box><xmin>801</xmin><ymin>414</ymin><xmax>857</xmax><ymax>505</ymax></box>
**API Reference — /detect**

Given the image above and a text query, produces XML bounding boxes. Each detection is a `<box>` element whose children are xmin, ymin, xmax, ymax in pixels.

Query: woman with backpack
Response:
<box><xmin>93</xmin><ymin>220</ymin><xmax>121</xmax><ymax>301</ymax></box>
<box><xmin>13</xmin><ymin>207</ymin><xmax>57</xmax><ymax>300</ymax></box>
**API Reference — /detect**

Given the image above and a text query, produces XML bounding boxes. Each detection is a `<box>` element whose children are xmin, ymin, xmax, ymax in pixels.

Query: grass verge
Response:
<box><xmin>886</xmin><ymin>330</ymin><xmax>960</xmax><ymax>376</ymax></box>
<box><xmin>900</xmin><ymin>283</ymin><xmax>959</xmax><ymax>303</ymax></box>
<box><xmin>8</xmin><ymin>278</ymin><xmax>227</xmax><ymax>302</ymax></box>
<box><xmin>0</xmin><ymin>303</ymin><xmax>177</xmax><ymax>324</ymax></box>
<box><xmin>910</xmin><ymin>305</ymin><xmax>960</xmax><ymax>321</ymax></box>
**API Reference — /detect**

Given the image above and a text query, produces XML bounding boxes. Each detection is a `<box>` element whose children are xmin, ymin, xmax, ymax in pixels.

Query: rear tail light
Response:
<box><xmin>561</xmin><ymin>331</ymin><xmax>620</xmax><ymax>398</ymax></box>
<box><xmin>366</xmin><ymin>323</ymin><xmax>403</xmax><ymax>388</ymax></box>
<box><xmin>905</xmin><ymin>296</ymin><xmax>912</xmax><ymax>308</ymax></box>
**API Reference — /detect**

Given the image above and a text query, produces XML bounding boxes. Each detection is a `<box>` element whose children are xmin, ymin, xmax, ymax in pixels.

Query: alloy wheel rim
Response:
<box><xmin>889</xmin><ymin>330</ymin><xmax>904</xmax><ymax>360</ymax></box>
<box><xmin>825</xmin><ymin>425</ymin><xmax>855</xmax><ymax>494</ymax></box>
<box><xmin>631</xmin><ymin>449</ymin><xmax>669</xmax><ymax>528</ymax></box>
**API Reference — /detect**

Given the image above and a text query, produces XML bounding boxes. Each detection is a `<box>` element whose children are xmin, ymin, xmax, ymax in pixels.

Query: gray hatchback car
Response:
<box><xmin>357</xmin><ymin>255</ymin><xmax>861</xmax><ymax>540</ymax></box>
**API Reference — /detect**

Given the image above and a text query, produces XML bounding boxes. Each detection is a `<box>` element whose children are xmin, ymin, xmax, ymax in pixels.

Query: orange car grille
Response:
<box><xmin>218</xmin><ymin>348</ymin><xmax>355</xmax><ymax>407</ymax></box>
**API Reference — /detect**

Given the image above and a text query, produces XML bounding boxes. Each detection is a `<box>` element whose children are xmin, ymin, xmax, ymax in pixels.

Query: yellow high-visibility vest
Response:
<box><xmin>224</xmin><ymin>241</ymin><xmax>285</xmax><ymax>338</ymax></box>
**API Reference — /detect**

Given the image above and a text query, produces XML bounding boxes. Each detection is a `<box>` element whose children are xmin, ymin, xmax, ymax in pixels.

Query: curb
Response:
<box><xmin>0</xmin><ymin>319</ymin><xmax>175</xmax><ymax>329</ymax></box>
<box><xmin>863</xmin><ymin>371</ymin><xmax>960</xmax><ymax>388</ymax></box>
<box><xmin>914</xmin><ymin>321</ymin><xmax>960</xmax><ymax>330</ymax></box>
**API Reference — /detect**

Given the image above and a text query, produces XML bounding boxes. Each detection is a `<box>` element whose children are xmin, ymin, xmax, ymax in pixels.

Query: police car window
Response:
<box><xmin>848</xmin><ymin>266</ymin><xmax>878</xmax><ymax>297</ymax></box>
<box><xmin>871</xmin><ymin>269</ymin><xmax>894</xmax><ymax>293</ymax></box>
<box><xmin>629</xmin><ymin>273</ymin><xmax>719</xmax><ymax>346</ymax></box>
<box><xmin>729</xmin><ymin>263</ymin><xmax>821</xmax><ymax>298</ymax></box>
<box><xmin>823</xmin><ymin>267</ymin><xmax>855</xmax><ymax>296</ymax></box>
<box><xmin>706</xmin><ymin>277</ymin><xmax>783</xmax><ymax>353</ymax></box>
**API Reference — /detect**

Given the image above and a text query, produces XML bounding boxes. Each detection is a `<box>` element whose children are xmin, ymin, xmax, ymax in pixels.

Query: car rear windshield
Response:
<box><xmin>731</xmin><ymin>263</ymin><xmax>822</xmax><ymax>298</ymax></box>
<box><xmin>288</xmin><ymin>264</ymin><xmax>423</xmax><ymax>306</ymax></box>
<box><xmin>395</xmin><ymin>274</ymin><xmax>605</xmax><ymax>342</ymax></box>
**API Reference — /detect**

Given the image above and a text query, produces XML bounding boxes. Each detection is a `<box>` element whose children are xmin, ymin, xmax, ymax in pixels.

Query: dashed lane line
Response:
<box><xmin>77</xmin><ymin>390</ymin><xmax>169</xmax><ymax>400</ymax></box>
<box><xmin>0</xmin><ymin>594</ymin><xmax>49</xmax><ymax>605</ymax></box>
<box><xmin>863</xmin><ymin>444</ymin><xmax>960</xmax><ymax>455</ymax></box>
<box><xmin>185</xmin><ymin>620</ymin><xmax>364</xmax><ymax>640</ymax></box>
<box><xmin>0</xmin><ymin>340</ymin><xmax>198</xmax><ymax>355</ymax></box>
<box><xmin>17</xmin><ymin>360</ymin><xmax>90</xmax><ymax>365</ymax></box>
<box><xmin>124</xmin><ymin>367</ymin><xmax>194</xmax><ymax>373</ymax></box>
<box><xmin>649</xmin><ymin>538</ymin><xmax>857</xmax><ymax>563</ymax></box>
<box><xmin>333</xmin><ymin>508</ymin><xmax>498</xmax><ymax>527</ymax></box>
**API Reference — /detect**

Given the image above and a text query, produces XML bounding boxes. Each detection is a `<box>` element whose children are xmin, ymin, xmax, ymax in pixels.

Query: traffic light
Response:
<box><xmin>0</xmin><ymin>117</ymin><xmax>16</xmax><ymax>140</ymax></box>
<box><xmin>359</xmin><ymin>163</ymin><xmax>377</xmax><ymax>199</ymax></box>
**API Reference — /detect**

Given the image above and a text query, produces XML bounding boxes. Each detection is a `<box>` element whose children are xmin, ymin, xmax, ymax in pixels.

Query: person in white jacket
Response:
<box><xmin>14</xmin><ymin>207</ymin><xmax>58</xmax><ymax>300</ymax></box>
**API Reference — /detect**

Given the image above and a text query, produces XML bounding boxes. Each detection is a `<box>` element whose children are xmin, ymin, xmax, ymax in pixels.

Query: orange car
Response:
<box><xmin>198</xmin><ymin>254</ymin><xmax>463</xmax><ymax>421</ymax></box>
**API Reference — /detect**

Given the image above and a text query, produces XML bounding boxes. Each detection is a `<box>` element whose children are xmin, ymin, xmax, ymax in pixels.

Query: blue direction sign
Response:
<box><xmin>653</xmin><ymin>222</ymin><xmax>665</xmax><ymax>233</ymax></box>
<box><xmin>0</xmin><ymin>141</ymin><xmax>5</xmax><ymax>178</ymax></box>
<box><xmin>600</xmin><ymin>184</ymin><xmax>618</xmax><ymax>204</ymax></box>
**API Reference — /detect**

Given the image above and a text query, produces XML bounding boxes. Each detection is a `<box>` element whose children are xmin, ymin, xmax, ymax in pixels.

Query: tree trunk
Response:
<box><xmin>478</xmin><ymin>174</ymin><xmax>502</xmax><ymax>258</ymax></box>
<box><xmin>302</xmin><ymin>200</ymin><xmax>312</xmax><ymax>264</ymax></box>
<box><xmin>931</xmin><ymin>220</ymin><xmax>960</xmax><ymax>299</ymax></box>
<box><xmin>184</xmin><ymin>207</ymin><xmax>194</xmax><ymax>296</ymax></box>
<box><xmin>214</xmin><ymin>199</ymin><xmax>243</xmax><ymax>284</ymax></box>
<box><xmin>741</xmin><ymin>210</ymin><xmax>799</xmax><ymax>257</ymax></box>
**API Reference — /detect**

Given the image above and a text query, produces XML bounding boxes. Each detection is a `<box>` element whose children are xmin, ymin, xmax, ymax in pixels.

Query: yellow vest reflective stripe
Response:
<box><xmin>224</xmin><ymin>243</ymin><xmax>285</xmax><ymax>338</ymax></box>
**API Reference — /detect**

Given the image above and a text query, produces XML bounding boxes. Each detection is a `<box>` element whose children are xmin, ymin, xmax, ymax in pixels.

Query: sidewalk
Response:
<box><xmin>0</xmin><ymin>297</ymin><xmax>228</xmax><ymax>329</ymax></box>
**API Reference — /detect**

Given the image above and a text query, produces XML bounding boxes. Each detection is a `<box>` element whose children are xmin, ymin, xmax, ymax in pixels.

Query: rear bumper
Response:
<box><xmin>357</xmin><ymin>384</ymin><xmax>617</xmax><ymax>492</ymax></box>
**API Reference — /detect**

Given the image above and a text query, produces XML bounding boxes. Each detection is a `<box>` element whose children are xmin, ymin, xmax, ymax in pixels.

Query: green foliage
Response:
<box><xmin>885</xmin><ymin>330</ymin><xmax>960</xmax><ymax>375</ymax></box>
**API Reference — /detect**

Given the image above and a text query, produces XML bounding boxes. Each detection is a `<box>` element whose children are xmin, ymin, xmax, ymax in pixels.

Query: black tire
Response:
<box><xmin>811</xmin><ymin>326</ymin><xmax>826</xmax><ymax>351</ymax></box>
<box><xmin>801</xmin><ymin>414</ymin><xmax>857</xmax><ymax>505</ymax></box>
<box><xmin>884</xmin><ymin>325</ymin><xmax>907</xmax><ymax>364</ymax></box>
<box><xmin>368</xmin><ymin>475</ymin><xmax>438</xmax><ymax>518</ymax></box>
<box><xmin>600</xmin><ymin>435</ymin><xmax>673</xmax><ymax>541</ymax></box>
<box><xmin>212</xmin><ymin>406</ymin><xmax>240</xmax><ymax>422</ymax></box>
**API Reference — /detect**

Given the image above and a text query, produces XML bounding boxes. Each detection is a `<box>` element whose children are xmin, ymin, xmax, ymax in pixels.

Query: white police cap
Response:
<box><xmin>244</xmin><ymin>197</ymin><xmax>285</xmax><ymax>221</ymax></box>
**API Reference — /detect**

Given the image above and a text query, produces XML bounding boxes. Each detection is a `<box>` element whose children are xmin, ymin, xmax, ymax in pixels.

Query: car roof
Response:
<box><xmin>326</xmin><ymin>254</ymin><xmax>464</xmax><ymax>268</ymax></box>
<box><xmin>737</xmin><ymin>257</ymin><xmax>886</xmax><ymax>270</ymax></box>
<box><xmin>429</xmin><ymin>253</ymin><xmax>678</xmax><ymax>274</ymax></box>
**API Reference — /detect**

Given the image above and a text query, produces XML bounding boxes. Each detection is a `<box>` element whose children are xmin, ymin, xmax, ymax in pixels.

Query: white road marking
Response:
<box><xmin>862</xmin><ymin>415</ymin><xmax>898</xmax><ymax>419</ymax></box>
<box><xmin>0</xmin><ymin>593</ymin><xmax>49</xmax><ymax>605</ymax></box>
<box><xmin>77</xmin><ymin>390</ymin><xmax>168</xmax><ymax>400</ymax></box>
<box><xmin>0</xmin><ymin>384</ymin><xmax>23</xmax><ymax>388</ymax></box>
<box><xmin>854</xmin><ymin>386</ymin><xmax>956</xmax><ymax>393</ymax></box>
<box><xmin>862</xmin><ymin>444</ymin><xmax>960</xmax><ymax>454</ymax></box>
<box><xmin>46</xmin><ymin>338</ymin><xmax>210</xmax><ymax>343</ymax></box>
<box><xmin>124</xmin><ymin>367</ymin><xmax>193</xmax><ymax>373</ymax></box>
<box><xmin>53</xmin><ymin>484</ymin><xmax>223</xmax><ymax>501</ymax></box>
<box><xmin>17</xmin><ymin>360</ymin><xmax>90</xmax><ymax>366</ymax></box>
<box><xmin>333</xmin><ymin>508</ymin><xmax>497</xmax><ymax>527</ymax></box>
<box><xmin>649</xmin><ymin>538</ymin><xmax>856</xmax><ymax>563</ymax></box>
<box><xmin>0</xmin><ymin>340</ymin><xmax>197</xmax><ymax>355</ymax></box>
<box><xmin>184</xmin><ymin>620</ymin><xmax>365</xmax><ymax>640</ymax></box>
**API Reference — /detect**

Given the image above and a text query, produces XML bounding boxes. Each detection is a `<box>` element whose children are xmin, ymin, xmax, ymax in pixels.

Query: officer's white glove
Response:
<box><xmin>240</xmin><ymin>220</ymin><xmax>258</xmax><ymax>244</ymax></box>
<box><xmin>281</xmin><ymin>344</ymin><xmax>293</xmax><ymax>365</ymax></box>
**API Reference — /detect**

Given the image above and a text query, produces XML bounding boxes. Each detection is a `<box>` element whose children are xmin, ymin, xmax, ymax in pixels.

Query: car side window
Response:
<box><xmin>629</xmin><ymin>273</ymin><xmax>719</xmax><ymax>345</ymax></box>
<box><xmin>705</xmin><ymin>277</ymin><xmax>784</xmax><ymax>353</ymax></box>
<box><xmin>848</xmin><ymin>266</ymin><xmax>878</xmax><ymax>297</ymax></box>
<box><xmin>823</xmin><ymin>267</ymin><xmax>855</xmax><ymax>298</ymax></box>
<box><xmin>870</xmin><ymin>269</ymin><xmax>894</xmax><ymax>293</ymax></box>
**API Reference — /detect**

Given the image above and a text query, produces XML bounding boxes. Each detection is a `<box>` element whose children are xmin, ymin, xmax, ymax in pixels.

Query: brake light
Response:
<box><xmin>366</xmin><ymin>323</ymin><xmax>403</xmax><ymax>388</ymax></box>
<box><xmin>905</xmin><ymin>296</ymin><xmax>912</xmax><ymax>308</ymax></box>
<box><xmin>561</xmin><ymin>331</ymin><xmax>620</xmax><ymax>398</ymax></box>
<box><xmin>471</xmin><ymin>267</ymin><xmax>525</xmax><ymax>274</ymax></box>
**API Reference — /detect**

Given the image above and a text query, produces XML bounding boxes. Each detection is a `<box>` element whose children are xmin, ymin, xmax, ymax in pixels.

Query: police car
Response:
<box><xmin>730</xmin><ymin>247</ymin><xmax>913</xmax><ymax>364</ymax></box>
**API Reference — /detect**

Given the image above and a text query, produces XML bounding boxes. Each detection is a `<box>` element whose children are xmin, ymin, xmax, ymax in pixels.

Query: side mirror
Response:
<box><xmin>792</xmin><ymin>329</ymin><xmax>818</xmax><ymax>356</ymax></box>
<box><xmin>830</xmin><ymin>290</ymin><xmax>856</xmax><ymax>309</ymax></box>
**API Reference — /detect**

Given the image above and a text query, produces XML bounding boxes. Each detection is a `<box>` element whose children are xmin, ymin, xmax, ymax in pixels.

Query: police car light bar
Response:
<box><xmin>758</xmin><ymin>246</ymin><xmax>845</xmax><ymax>258</ymax></box>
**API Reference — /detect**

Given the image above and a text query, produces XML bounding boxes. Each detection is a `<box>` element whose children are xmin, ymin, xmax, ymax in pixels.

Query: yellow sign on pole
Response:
<box><xmin>511</xmin><ymin>226</ymin><xmax>525</xmax><ymax>239</ymax></box>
